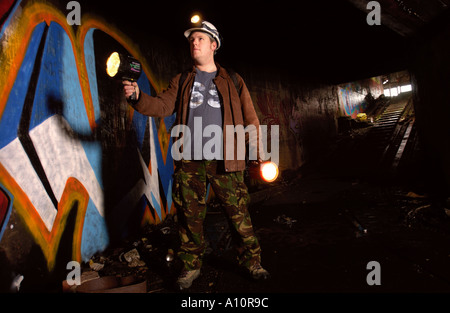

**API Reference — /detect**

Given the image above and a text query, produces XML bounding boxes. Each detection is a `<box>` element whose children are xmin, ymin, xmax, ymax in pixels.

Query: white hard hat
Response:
<box><xmin>184</xmin><ymin>21</ymin><xmax>222</xmax><ymax>50</ymax></box>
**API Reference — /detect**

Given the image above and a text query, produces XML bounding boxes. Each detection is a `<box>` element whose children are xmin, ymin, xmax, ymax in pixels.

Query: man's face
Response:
<box><xmin>189</xmin><ymin>31</ymin><xmax>217</xmax><ymax>63</ymax></box>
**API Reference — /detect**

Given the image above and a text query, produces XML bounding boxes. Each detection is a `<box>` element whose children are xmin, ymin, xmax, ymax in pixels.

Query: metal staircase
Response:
<box><xmin>366</xmin><ymin>94</ymin><xmax>415</xmax><ymax>172</ymax></box>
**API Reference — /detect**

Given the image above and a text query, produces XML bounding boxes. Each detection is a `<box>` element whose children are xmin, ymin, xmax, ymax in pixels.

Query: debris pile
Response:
<box><xmin>119</xmin><ymin>248</ymin><xmax>146</xmax><ymax>268</ymax></box>
<box><xmin>399</xmin><ymin>191</ymin><xmax>450</xmax><ymax>234</ymax></box>
<box><xmin>273</xmin><ymin>214</ymin><xmax>298</xmax><ymax>228</ymax></box>
<box><xmin>63</xmin><ymin>216</ymin><xmax>181</xmax><ymax>293</ymax></box>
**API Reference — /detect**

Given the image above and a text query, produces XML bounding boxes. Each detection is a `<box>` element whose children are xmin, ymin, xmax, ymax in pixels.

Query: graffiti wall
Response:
<box><xmin>0</xmin><ymin>0</ymin><xmax>386</xmax><ymax>292</ymax></box>
<box><xmin>0</xmin><ymin>0</ymin><xmax>175</xmax><ymax>290</ymax></box>
<box><xmin>337</xmin><ymin>77</ymin><xmax>384</xmax><ymax>118</ymax></box>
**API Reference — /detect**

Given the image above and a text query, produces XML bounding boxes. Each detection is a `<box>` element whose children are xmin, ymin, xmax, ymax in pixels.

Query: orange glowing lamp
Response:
<box><xmin>260</xmin><ymin>161</ymin><xmax>279</xmax><ymax>182</ymax></box>
<box><xmin>248</xmin><ymin>161</ymin><xmax>279</xmax><ymax>183</ymax></box>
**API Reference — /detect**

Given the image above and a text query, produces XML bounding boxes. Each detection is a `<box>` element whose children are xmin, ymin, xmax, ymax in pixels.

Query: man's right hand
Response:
<box><xmin>123</xmin><ymin>80</ymin><xmax>140</xmax><ymax>100</ymax></box>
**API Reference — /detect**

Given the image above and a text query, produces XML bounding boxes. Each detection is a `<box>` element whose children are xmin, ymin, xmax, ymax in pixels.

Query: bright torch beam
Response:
<box><xmin>106</xmin><ymin>52</ymin><xmax>142</xmax><ymax>100</ymax></box>
<box><xmin>260</xmin><ymin>161</ymin><xmax>279</xmax><ymax>182</ymax></box>
<box><xmin>249</xmin><ymin>161</ymin><xmax>279</xmax><ymax>183</ymax></box>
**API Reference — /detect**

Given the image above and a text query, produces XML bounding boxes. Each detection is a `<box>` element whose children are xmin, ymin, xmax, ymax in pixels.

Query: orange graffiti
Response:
<box><xmin>157</xmin><ymin>121</ymin><xmax>172</xmax><ymax>165</ymax></box>
<box><xmin>0</xmin><ymin>0</ymin><xmax>172</xmax><ymax>271</ymax></box>
<box><xmin>0</xmin><ymin>162</ymin><xmax>88</xmax><ymax>271</ymax></box>
<box><xmin>0</xmin><ymin>1</ymin><xmax>164</xmax><ymax>131</ymax></box>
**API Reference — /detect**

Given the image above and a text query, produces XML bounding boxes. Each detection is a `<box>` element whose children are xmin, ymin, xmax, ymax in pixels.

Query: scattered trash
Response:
<box><xmin>165</xmin><ymin>249</ymin><xmax>174</xmax><ymax>262</ymax></box>
<box><xmin>407</xmin><ymin>204</ymin><xmax>431</xmax><ymax>218</ymax></box>
<box><xmin>89</xmin><ymin>259</ymin><xmax>105</xmax><ymax>271</ymax></box>
<box><xmin>120</xmin><ymin>248</ymin><xmax>146</xmax><ymax>268</ymax></box>
<box><xmin>402</xmin><ymin>202</ymin><xmax>450</xmax><ymax>231</ymax></box>
<box><xmin>160</xmin><ymin>226</ymin><xmax>171</xmax><ymax>235</ymax></box>
<box><xmin>10</xmin><ymin>274</ymin><xmax>24</xmax><ymax>292</ymax></box>
<box><xmin>355</xmin><ymin>226</ymin><xmax>368</xmax><ymax>238</ymax></box>
<box><xmin>351</xmin><ymin>218</ymin><xmax>368</xmax><ymax>237</ymax></box>
<box><xmin>445</xmin><ymin>208</ymin><xmax>450</xmax><ymax>217</ymax></box>
<box><xmin>356</xmin><ymin>113</ymin><xmax>368</xmax><ymax>122</ymax></box>
<box><xmin>342</xmin><ymin>209</ymin><xmax>368</xmax><ymax>237</ymax></box>
<box><xmin>406</xmin><ymin>191</ymin><xmax>427</xmax><ymax>199</ymax></box>
<box><xmin>273</xmin><ymin>214</ymin><xmax>297</xmax><ymax>228</ymax></box>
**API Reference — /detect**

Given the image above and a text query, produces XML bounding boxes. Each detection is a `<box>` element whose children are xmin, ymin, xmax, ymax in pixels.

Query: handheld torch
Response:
<box><xmin>248</xmin><ymin>161</ymin><xmax>279</xmax><ymax>183</ymax></box>
<box><xmin>106</xmin><ymin>52</ymin><xmax>142</xmax><ymax>101</ymax></box>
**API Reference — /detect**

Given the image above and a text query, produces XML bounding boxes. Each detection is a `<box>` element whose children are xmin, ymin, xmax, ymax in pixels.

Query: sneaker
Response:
<box><xmin>248</xmin><ymin>263</ymin><xmax>270</xmax><ymax>280</ymax></box>
<box><xmin>177</xmin><ymin>269</ymin><xmax>201</xmax><ymax>290</ymax></box>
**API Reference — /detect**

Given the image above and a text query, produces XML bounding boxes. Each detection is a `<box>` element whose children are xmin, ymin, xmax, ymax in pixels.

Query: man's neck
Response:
<box><xmin>195</xmin><ymin>61</ymin><xmax>217</xmax><ymax>73</ymax></box>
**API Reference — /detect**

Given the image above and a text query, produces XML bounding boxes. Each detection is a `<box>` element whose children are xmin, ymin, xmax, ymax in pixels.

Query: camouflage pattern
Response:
<box><xmin>172</xmin><ymin>160</ymin><xmax>261</xmax><ymax>271</ymax></box>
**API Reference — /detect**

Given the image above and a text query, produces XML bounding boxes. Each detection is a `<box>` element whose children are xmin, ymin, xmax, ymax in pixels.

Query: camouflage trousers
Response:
<box><xmin>172</xmin><ymin>160</ymin><xmax>261</xmax><ymax>271</ymax></box>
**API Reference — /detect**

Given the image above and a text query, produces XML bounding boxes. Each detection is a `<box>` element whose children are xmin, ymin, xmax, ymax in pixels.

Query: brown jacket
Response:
<box><xmin>131</xmin><ymin>64</ymin><xmax>261</xmax><ymax>172</ymax></box>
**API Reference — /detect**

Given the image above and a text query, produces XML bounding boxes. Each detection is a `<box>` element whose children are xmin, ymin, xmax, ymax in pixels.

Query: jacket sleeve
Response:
<box><xmin>237</xmin><ymin>75</ymin><xmax>260</xmax><ymax>129</ymax></box>
<box><xmin>236</xmin><ymin>74</ymin><xmax>266</xmax><ymax>162</ymax></box>
<box><xmin>130</xmin><ymin>74</ymin><xmax>181</xmax><ymax>118</ymax></box>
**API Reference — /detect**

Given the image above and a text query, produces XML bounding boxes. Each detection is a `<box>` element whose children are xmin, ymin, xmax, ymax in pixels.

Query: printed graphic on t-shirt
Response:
<box><xmin>190</xmin><ymin>81</ymin><xmax>221</xmax><ymax>109</ymax></box>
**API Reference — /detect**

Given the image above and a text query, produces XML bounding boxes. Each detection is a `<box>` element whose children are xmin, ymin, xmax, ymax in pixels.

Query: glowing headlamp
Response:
<box><xmin>106</xmin><ymin>52</ymin><xmax>142</xmax><ymax>100</ymax></box>
<box><xmin>191</xmin><ymin>14</ymin><xmax>201</xmax><ymax>24</ymax></box>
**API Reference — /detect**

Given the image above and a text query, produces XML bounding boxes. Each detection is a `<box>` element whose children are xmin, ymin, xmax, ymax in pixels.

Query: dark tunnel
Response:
<box><xmin>0</xmin><ymin>0</ymin><xmax>450</xmax><ymax>307</ymax></box>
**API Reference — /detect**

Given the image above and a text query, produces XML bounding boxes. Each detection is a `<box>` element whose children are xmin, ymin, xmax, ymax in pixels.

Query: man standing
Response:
<box><xmin>123</xmin><ymin>21</ymin><xmax>270</xmax><ymax>290</ymax></box>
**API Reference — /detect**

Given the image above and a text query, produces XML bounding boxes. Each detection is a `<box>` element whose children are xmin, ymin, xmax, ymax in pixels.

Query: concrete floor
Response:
<box><xmin>110</xmin><ymin>163</ymin><xmax>449</xmax><ymax>310</ymax></box>
<box><xmin>129</xmin><ymin>151</ymin><xmax>450</xmax><ymax>299</ymax></box>
<box><xmin>179</xmin><ymin>175</ymin><xmax>450</xmax><ymax>294</ymax></box>
<box><xmin>163</xmin><ymin>95</ymin><xmax>450</xmax><ymax>296</ymax></box>
<box><xmin>62</xmin><ymin>95</ymin><xmax>450</xmax><ymax>309</ymax></box>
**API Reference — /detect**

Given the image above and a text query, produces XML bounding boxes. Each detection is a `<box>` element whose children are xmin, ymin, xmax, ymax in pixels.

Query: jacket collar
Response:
<box><xmin>190</xmin><ymin>63</ymin><xmax>228</xmax><ymax>78</ymax></box>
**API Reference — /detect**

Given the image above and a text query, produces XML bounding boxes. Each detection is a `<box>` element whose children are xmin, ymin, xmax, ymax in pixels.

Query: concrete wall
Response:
<box><xmin>239</xmin><ymin>69</ymin><xmax>385</xmax><ymax>176</ymax></box>
<box><xmin>410</xmin><ymin>11</ymin><xmax>450</xmax><ymax>199</ymax></box>
<box><xmin>243</xmin><ymin>71</ymin><xmax>340</xmax><ymax>173</ymax></box>
<box><xmin>0</xmin><ymin>0</ymin><xmax>384</xmax><ymax>290</ymax></box>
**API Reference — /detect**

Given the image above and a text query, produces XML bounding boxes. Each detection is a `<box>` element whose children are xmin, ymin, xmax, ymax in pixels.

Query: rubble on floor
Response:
<box><xmin>65</xmin><ymin>215</ymin><xmax>182</xmax><ymax>293</ymax></box>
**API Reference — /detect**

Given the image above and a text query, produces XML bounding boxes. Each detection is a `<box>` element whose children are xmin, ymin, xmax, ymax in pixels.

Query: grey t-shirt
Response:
<box><xmin>186</xmin><ymin>70</ymin><xmax>223</xmax><ymax>160</ymax></box>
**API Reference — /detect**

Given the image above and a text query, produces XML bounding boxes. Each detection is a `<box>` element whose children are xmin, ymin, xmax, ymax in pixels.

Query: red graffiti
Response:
<box><xmin>0</xmin><ymin>0</ymin><xmax>15</xmax><ymax>27</ymax></box>
<box><xmin>256</xmin><ymin>92</ymin><xmax>281</xmax><ymax>126</ymax></box>
<box><xmin>0</xmin><ymin>187</ymin><xmax>10</xmax><ymax>232</ymax></box>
